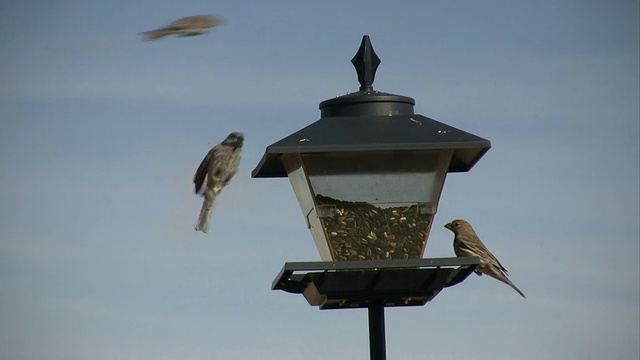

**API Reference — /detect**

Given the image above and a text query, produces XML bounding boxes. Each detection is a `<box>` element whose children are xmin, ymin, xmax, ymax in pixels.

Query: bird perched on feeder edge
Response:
<box><xmin>444</xmin><ymin>219</ymin><xmax>526</xmax><ymax>298</ymax></box>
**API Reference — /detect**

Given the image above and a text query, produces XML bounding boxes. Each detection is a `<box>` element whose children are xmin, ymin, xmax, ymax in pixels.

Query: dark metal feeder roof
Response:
<box><xmin>252</xmin><ymin>35</ymin><xmax>490</xmax><ymax>178</ymax></box>
<box><xmin>252</xmin><ymin>114</ymin><xmax>491</xmax><ymax>177</ymax></box>
<box><xmin>272</xmin><ymin>258</ymin><xmax>480</xmax><ymax>310</ymax></box>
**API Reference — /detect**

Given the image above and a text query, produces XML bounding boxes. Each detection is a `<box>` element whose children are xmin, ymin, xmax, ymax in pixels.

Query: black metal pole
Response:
<box><xmin>368</xmin><ymin>302</ymin><xmax>386</xmax><ymax>360</ymax></box>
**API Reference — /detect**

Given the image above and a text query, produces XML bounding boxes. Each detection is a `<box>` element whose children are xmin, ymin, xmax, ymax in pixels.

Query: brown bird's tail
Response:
<box><xmin>140</xmin><ymin>29</ymin><xmax>171</xmax><ymax>41</ymax></box>
<box><xmin>500</xmin><ymin>276</ymin><xmax>526</xmax><ymax>298</ymax></box>
<box><xmin>195</xmin><ymin>191</ymin><xmax>216</xmax><ymax>233</ymax></box>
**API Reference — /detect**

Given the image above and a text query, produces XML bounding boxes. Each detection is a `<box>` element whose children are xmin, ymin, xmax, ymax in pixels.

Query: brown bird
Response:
<box><xmin>140</xmin><ymin>15</ymin><xmax>220</xmax><ymax>41</ymax></box>
<box><xmin>445</xmin><ymin>219</ymin><xmax>526</xmax><ymax>298</ymax></box>
<box><xmin>193</xmin><ymin>132</ymin><xmax>243</xmax><ymax>233</ymax></box>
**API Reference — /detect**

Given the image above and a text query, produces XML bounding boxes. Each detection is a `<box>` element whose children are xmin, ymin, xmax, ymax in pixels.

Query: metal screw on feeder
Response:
<box><xmin>252</xmin><ymin>35</ymin><xmax>491</xmax><ymax>360</ymax></box>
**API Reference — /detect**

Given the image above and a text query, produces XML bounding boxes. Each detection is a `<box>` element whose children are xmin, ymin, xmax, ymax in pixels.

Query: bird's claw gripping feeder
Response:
<box><xmin>252</xmin><ymin>35</ymin><xmax>491</xmax><ymax>360</ymax></box>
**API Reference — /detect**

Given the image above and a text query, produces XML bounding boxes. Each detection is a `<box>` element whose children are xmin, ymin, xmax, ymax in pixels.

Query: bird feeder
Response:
<box><xmin>252</xmin><ymin>36</ymin><xmax>491</xmax><ymax>262</ymax></box>
<box><xmin>254</xmin><ymin>35</ymin><xmax>492</xmax><ymax>360</ymax></box>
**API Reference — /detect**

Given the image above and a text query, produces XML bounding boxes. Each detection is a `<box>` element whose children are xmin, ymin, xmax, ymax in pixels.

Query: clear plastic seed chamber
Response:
<box><xmin>282</xmin><ymin>150</ymin><xmax>451</xmax><ymax>261</ymax></box>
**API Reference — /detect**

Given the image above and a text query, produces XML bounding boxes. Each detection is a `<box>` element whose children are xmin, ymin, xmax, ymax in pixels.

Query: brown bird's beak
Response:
<box><xmin>444</xmin><ymin>222</ymin><xmax>453</xmax><ymax>230</ymax></box>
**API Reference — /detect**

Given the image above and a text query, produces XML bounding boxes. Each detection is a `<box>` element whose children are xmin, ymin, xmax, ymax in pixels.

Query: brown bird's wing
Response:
<box><xmin>168</xmin><ymin>16</ymin><xmax>215</xmax><ymax>30</ymax></box>
<box><xmin>481</xmin><ymin>246</ymin><xmax>509</xmax><ymax>274</ymax></box>
<box><xmin>454</xmin><ymin>234</ymin><xmax>492</xmax><ymax>258</ymax></box>
<box><xmin>194</xmin><ymin>147</ymin><xmax>216</xmax><ymax>194</ymax></box>
<box><xmin>207</xmin><ymin>145</ymin><xmax>239</xmax><ymax>189</ymax></box>
<box><xmin>454</xmin><ymin>234</ymin><xmax>509</xmax><ymax>275</ymax></box>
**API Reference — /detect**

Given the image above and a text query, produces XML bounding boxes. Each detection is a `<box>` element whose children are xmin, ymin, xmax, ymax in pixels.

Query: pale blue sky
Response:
<box><xmin>1</xmin><ymin>1</ymin><xmax>638</xmax><ymax>359</ymax></box>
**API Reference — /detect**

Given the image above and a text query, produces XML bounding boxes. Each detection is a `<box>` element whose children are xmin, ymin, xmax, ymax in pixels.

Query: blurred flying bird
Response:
<box><xmin>140</xmin><ymin>15</ymin><xmax>220</xmax><ymax>41</ymax></box>
<box><xmin>445</xmin><ymin>219</ymin><xmax>526</xmax><ymax>298</ymax></box>
<box><xmin>194</xmin><ymin>132</ymin><xmax>244</xmax><ymax>233</ymax></box>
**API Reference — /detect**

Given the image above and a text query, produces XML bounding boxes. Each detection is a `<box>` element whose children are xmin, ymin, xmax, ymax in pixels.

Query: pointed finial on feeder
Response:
<box><xmin>351</xmin><ymin>35</ymin><xmax>381</xmax><ymax>92</ymax></box>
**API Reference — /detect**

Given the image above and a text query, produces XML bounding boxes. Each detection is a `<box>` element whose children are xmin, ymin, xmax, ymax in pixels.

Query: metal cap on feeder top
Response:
<box><xmin>251</xmin><ymin>35</ymin><xmax>491</xmax><ymax>179</ymax></box>
<box><xmin>319</xmin><ymin>35</ymin><xmax>416</xmax><ymax>118</ymax></box>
